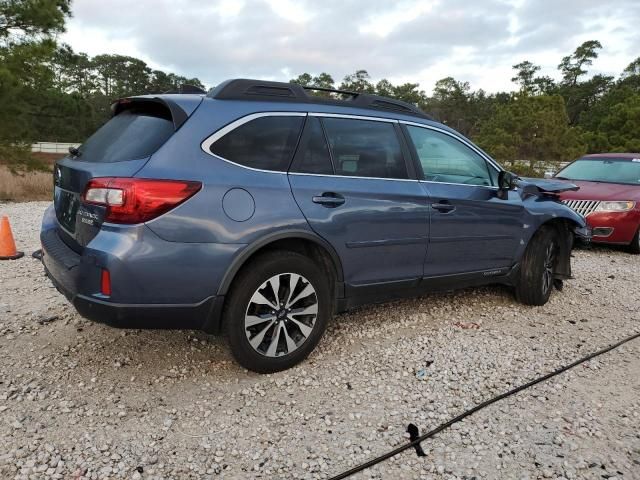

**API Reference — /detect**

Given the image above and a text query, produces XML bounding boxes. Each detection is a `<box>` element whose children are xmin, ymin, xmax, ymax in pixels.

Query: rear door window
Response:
<box><xmin>78</xmin><ymin>104</ymin><xmax>174</xmax><ymax>163</ymax></box>
<box><xmin>321</xmin><ymin>118</ymin><xmax>408</xmax><ymax>179</ymax></box>
<box><xmin>209</xmin><ymin>116</ymin><xmax>304</xmax><ymax>171</ymax></box>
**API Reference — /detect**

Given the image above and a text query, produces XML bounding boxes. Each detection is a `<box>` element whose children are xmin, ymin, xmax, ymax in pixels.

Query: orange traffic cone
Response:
<box><xmin>0</xmin><ymin>216</ymin><xmax>24</xmax><ymax>260</ymax></box>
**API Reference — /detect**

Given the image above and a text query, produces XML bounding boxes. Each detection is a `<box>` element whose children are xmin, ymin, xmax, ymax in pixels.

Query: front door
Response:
<box><xmin>288</xmin><ymin>115</ymin><xmax>429</xmax><ymax>287</ymax></box>
<box><xmin>402</xmin><ymin>123</ymin><xmax>524</xmax><ymax>277</ymax></box>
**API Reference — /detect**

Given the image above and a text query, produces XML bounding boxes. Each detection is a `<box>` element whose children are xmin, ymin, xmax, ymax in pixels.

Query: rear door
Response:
<box><xmin>401</xmin><ymin>123</ymin><xmax>524</xmax><ymax>276</ymax></box>
<box><xmin>288</xmin><ymin>114</ymin><xmax>429</xmax><ymax>289</ymax></box>
<box><xmin>53</xmin><ymin>100</ymin><xmax>183</xmax><ymax>249</ymax></box>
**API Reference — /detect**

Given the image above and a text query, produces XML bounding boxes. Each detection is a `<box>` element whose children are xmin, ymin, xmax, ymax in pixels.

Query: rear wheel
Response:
<box><xmin>224</xmin><ymin>251</ymin><xmax>331</xmax><ymax>373</ymax></box>
<box><xmin>630</xmin><ymin>227</ymin><xmax>640</xmax><ymax>254</ymax></box>
<box><xmin>515</xmin><ymin>227</ymin><xmax>559</xmax><ymax>306</ymax></box>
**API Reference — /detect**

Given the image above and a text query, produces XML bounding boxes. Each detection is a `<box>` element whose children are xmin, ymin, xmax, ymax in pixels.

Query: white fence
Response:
<box><xmin>31</xmin><ymin>142</ymin><xmax>80</xmax><ymax>154</ymax></box>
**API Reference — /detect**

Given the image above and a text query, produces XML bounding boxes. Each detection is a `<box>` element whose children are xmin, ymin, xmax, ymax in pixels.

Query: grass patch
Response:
<box><xmin>0</xmin><ymin>165</ymin><xmax>52</xmax><ymax>201</ymax></box>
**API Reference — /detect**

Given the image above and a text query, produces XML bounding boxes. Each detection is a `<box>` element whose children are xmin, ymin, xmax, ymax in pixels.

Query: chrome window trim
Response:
<box><xmin>201</xmin><ymin>111</ymin><xmax>307</xmax><ymax>174</ymax></box>
<box><xmin>288</xmin><ymin>171</ymin><xmax>419</xmax><ymax>183</ymax></box>
<box><xmin>202</xmin><ymin>111</ymin><xmax>494</xmax><ymax>182</ymax></box>
<box><xmin>400</xmin><ymin>120</ymin><xmax>503</xmax><ymax>174</ymax></box>
<box><xmin>308</xmin><ymin>112</ymin><xmax>397</xmax><ymax>123</ymax></box>
<box><xmin>419</xmin><ymin>179</ymin><xmax>499</xmax><ymax>190</ymax></box>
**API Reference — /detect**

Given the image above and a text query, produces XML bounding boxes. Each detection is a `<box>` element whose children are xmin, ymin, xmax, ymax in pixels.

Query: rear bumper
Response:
<box><xmin>44</xmin><ymin>259</ymin><xmax>221</xmax><ymax>330</ymax></box>
<box><xmin>40</xmin><ymin>221</ymin><xmax>227</xmax><ymax>333</ymax></box>
<box><xmin>586</xmin><ymin>210</ymin><xmax>639</xmax><ymax>244</ymax></box>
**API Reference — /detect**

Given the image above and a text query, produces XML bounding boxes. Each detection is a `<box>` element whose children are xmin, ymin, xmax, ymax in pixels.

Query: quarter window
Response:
<box><xmin>209</xmin><ymin>116</ymin><xmax>304</xmax><ymax>171</ymax></box>
<box><xmin>406</xmin><ymin>126</ymin><xmax>494</xmax><ymax>186</ymax></box>
<box><xmin>322</xmin><ymin>118</ymin><xmax>408</xmax><ymax>179</ymax></box>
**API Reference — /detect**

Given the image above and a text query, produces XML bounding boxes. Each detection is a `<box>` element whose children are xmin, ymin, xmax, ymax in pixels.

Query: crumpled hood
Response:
<box><xmin>518</xmin><ymin>177</ymin><xmax>580</xmax><ymax>195</ymax></box>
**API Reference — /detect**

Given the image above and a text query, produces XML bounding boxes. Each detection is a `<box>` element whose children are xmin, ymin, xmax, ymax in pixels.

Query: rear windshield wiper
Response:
<box><xmin>68</xmin><ymin>146</ymin><xmax>82</xmax><ymax>158</ymax></box>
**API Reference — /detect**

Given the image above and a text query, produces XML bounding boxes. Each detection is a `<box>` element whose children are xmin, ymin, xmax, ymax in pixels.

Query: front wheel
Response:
<box><xmin>224</xmin><ymin>251</ymin><xmax>332</xmax><ymax>373</ymax></box>
<box><xmin>515</xmin><ymin>227</ymin><xmax>560</xmax><ymax>306</ymax></box>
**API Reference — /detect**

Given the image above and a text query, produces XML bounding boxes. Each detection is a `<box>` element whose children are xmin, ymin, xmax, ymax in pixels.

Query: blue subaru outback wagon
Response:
<box><xmin>41</xmin><ymin>79</ymin><xmax>589</xmax><ymax>372</ymax></box>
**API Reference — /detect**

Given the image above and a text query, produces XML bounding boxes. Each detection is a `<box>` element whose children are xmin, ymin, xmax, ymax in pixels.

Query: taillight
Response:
<box><xmin>82</xmin><ymin>178</ymin><xmax>201</xmax><ymax>224</ymax></box>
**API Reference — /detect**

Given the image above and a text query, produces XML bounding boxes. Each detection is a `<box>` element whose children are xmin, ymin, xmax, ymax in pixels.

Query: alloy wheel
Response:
<box><xmin>244</xmin><ymin>273</ymin><xmax>318</xmax><ymax>357</ymax></box>
<box><xmin>542</xmin><ymin>242</ymin><xmax>556</xmax><ymax>295</ymax></box>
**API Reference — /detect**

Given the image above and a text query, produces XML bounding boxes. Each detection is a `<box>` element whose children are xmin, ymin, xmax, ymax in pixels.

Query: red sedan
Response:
<box><xmin>555</xmin><ymin>153</ymin><xmax>640</xmax><ymax>253</ymax></box>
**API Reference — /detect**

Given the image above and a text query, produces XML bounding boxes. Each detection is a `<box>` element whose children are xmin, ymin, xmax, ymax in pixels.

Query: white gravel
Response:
<box><xmin>1</xmin><ymin>201</ymin><xmax>639</xmax><ymax>480</ymax></box>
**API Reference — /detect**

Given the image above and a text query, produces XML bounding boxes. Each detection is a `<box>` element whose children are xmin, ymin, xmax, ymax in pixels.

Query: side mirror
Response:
<box><xmin>498</xmin><ymin>171</ymin><xmax>518</xmax><ymax>191</ymax></box>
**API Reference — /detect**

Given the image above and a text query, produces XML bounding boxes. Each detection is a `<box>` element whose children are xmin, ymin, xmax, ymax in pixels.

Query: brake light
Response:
<box><xmin>82</xmin><ymin>178</ymin><xmax>201</xmax><ymax>224</ymax></box>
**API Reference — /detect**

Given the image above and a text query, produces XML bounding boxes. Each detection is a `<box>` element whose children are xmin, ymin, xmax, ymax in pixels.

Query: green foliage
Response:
<box><xmin>339</xmin><ymin>69</ymin><xmax>375</xmax><ymax>93</ymax></box>
<box><xmin>584</xmin><ymin>94</ymin><xmax>640</xmax><ymax>152</ymax></box>
<box><xmin>290</xmin><ymin>72</ymin><xmax>336</xmax><ymax>97</ymax></box>
<box><xmin>511</xmin><ymin>61</ymin><xmax>540</xmax><ymax>93</ymax></box>
<box><xmin>511</xmin><ymin>61</ymin><xmax>557</xmax><ymax>96</ymax></box>
<box><xmin>0</xmin><ymin>143</ymin><xmax>46</xmax><ymax>171</ymax></box>
<box><xmin>558</xmin><ymin>40</ymin><xmax>602</xmax><ymax>86</ymax></box>
<box><xmin>0</xmin><ymin>0</ymin><xmax>70</xmax><ymax>165</ymax></box>
<box><xmin>475</xmin><ymin>95</ymin><xmax>586</xmax><ymax>172</ymax></box>
<box><xmin>0</xmin><ymin>0</ymin><xmax>70</xmax><ymax>41</ymax></box>
<box><xmin>0</xmin><ymin>0</ymin><xmax>206</xmax><ymax>167</ymax></box>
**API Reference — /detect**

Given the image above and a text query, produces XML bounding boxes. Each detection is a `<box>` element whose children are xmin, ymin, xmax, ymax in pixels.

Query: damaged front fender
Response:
<box><xmin>550</xmin><ymin>220</ymin><xmax>591</xmax><ymax>282</ymax></box>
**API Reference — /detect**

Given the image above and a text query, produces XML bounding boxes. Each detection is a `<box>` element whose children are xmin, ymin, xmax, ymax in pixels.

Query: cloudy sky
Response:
<box><xmin>60</xmin><ymin>0</ymin><xmax>640</xmax><ymax>93</ymax></box>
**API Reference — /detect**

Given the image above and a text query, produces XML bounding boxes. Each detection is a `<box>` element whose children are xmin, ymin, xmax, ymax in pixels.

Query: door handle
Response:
<box><xmin>431</xmin><ymin>201</ymin><xmax>456</xmax><ymax>213</ymax></box>
<box><xmin>312</xmin><ymin>192</ymin><xmax>345</xmax><ymax>208</ymax></box>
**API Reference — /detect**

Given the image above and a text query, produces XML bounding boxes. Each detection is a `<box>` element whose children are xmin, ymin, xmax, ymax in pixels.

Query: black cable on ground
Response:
<box><xmin>328</xmin><ymin>330</ymin><xmax>640</xmax><ymax>480</ymax></box>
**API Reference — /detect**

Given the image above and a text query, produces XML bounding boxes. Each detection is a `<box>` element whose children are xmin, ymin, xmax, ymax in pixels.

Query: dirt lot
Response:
<box><xmin>1</xmin><ymin>201</ymin><xmax>639</xmax><ymax>480</ymax></box>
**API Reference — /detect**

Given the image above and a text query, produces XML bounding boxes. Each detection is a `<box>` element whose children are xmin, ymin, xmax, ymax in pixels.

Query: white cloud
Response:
<box><xmin>60</xmin><ymin>0</ymin><xmax>640</xmax><ymax>93</ymax></box>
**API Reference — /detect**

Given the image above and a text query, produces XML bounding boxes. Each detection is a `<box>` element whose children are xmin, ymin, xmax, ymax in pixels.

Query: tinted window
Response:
<box><xmin>78</xmin><ymin>105</ymin><xmax>174</xmax><ymax>163</ymax></box>
<box><xmin>291</xmin><ymin>117</ymin><xmax>333</xmax><ymax>174</ymax></box>
<box><xmin>322</xmin><ymin>118</ymin><xmax>408</xmax><ymax>179</ymax></box>
<box><xmin>407</xmin><ymin>126</ymin><xmax>493</xmax><ymax>186</ymax></box>
<box><xmin>556</xmin><ymin>158</ymin><xmax>640</xmax><ymax>185</ymax></box>
<box><xmin>210</xmin><ymin>116</ymin><xmax>304</xmax><ymax>171</ymax></box>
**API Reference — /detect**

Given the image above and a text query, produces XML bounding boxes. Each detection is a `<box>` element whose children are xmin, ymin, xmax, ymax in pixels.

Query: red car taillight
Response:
<box><xmin>82</xmin><ymin>178</ymin><xmax>202</xmax><ymax>224</ymax></box>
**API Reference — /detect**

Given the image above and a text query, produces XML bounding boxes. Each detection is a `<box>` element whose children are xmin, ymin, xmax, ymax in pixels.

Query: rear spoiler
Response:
<box><xmin>110</xmin><ymin>97</ymin><xmax>196</xmax><ymax>130</ymax></box>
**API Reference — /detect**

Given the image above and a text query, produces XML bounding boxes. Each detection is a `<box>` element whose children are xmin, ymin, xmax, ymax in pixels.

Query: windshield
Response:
<box><xmin>556</xmin><ymin>158</ymin><xmax>640</xmax><ymax>185</ymax></box>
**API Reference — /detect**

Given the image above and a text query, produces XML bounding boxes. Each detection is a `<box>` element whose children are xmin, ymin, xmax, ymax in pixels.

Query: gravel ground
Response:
<box><xmin>1</xmin><ymin>201</ymin><xmax>639</xmax><ymax>480</ymax></box>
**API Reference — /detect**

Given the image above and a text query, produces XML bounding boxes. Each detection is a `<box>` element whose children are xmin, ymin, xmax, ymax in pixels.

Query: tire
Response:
<box><xmin>629</xmin><ymin>227</ymin><xmax>640</xmax><ymax>255</ymax></box>
<box><xmin>224</xmin><ymin>251</ymin><xmax>332</xmax><ymax>373</ymax></box>
<box><xmin>515</xmin><ymin>226</ymin><xmax>560</xmax><ymax>306</ymax></box>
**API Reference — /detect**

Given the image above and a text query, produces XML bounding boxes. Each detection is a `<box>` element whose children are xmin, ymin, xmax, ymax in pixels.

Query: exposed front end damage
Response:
<box><xmin>515</xmin><ymin>177</ymin><xmax>592</xmax><ymax>287</ymax></box>
<box><xmin>553</xmin><ymin>220</ymin><xmax>591</xmax><ymax>281</ymax></box>
<box><xmin>518</xmin><ymin>177</ymin><xmax>580</xmax><ymax>195</ymax></box>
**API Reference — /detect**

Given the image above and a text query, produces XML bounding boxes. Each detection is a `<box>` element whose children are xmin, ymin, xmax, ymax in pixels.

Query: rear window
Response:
<box><xmin>209</xmin><ymin>116</ymin><xmax>304</xmax><ymax>171</ymax></box>
<box><xmin>322</xmin><ymin>118</ymin><xmax>408</xmax><ymax>179</ymax></box>
<box><xmin>78</xmin><ymin>104</ymin><xmax>174</xmax><ymax>163</ymax></box>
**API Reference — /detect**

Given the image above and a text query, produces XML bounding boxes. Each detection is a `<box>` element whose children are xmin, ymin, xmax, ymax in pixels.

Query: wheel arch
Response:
<box><xmin>217</xmin><ymin>230</ymin><xmax>344</xmax><ymax>297</ymax></box>
<box><xmin>529</xmin><ymin>216</ymin><xmax>582</xmax><ymax>280</ymax></box>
